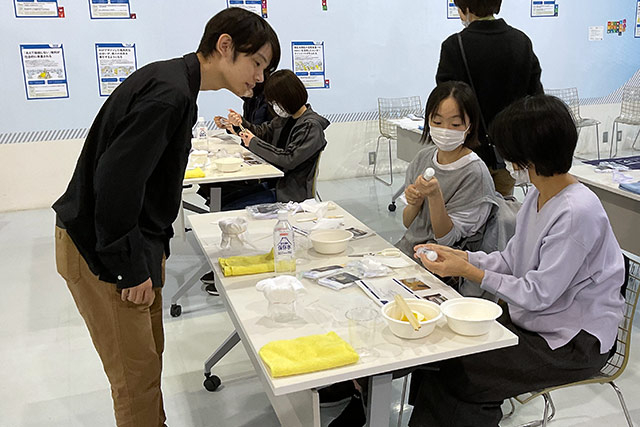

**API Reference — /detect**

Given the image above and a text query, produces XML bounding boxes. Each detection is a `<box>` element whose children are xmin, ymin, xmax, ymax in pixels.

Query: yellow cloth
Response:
<box><xmin>218</xmin><ymin>249</ymin><xmax>274</xmax><ymax>276</ymax></box>
<box><xmin>259</xmin><ymin>331</ymin><xmax>359</xmax><ymax>378</ymax></box>
<box><xmin>184</xmin><ymin>167</ymin><xmax>205</xmax><ymax>179</ymax></box>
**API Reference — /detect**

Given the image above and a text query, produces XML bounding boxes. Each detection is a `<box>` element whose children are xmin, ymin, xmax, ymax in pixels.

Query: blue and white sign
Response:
<box><xmin>89</xmin><ymin>0</ymin><xmax>131</xmax><ymax>19</ymax></box>
<box><xmin>20</xmin><ymin>44</ymin><xmax>69</xmax><ymax>100</ymax></box>
<box><xmin>531</xmin><ymin>0</ymin><xmax>558</xmax><ymax>17</ymax></box>
<box><xmin>292</xmin><ymin>41</ymin><xmax>328</xmax><ymax>89</ymax></box>
<box><xmin>95</xmin><ymin>43</ymin><xmax>137</xmax><ymax>96</ymax></box>
<box><xmin>635</xmin><ymin>0</ymin><xmax>640</xmax><ymax>38</ymax></box>
<box><xmin>227</xmin><ymin>0</ymin><xmax>266</xmax><ymax>18</ymax></box>
<box><xmin>14</xmin><ymin>0</ymin><xmax>59</xmax><ymax>18</ymax></box>
<box><xmin>447</xmin><ymin>1</ymin><xmax>460</xmax><ymax>19</ymax></box>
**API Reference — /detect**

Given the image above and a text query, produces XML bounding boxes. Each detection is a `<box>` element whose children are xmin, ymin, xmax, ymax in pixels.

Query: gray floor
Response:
<box><xmin>1</xmin><ymin>176</ymin><xmax>638</xmax><ymax>427</ymax></box>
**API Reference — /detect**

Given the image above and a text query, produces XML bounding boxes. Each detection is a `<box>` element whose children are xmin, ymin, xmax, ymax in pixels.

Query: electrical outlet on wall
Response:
<box><xmin>603</xmin><ymin>131</ymin><xmax>608</xmax><ymax>143</ymax></box>
<box><xmin>368</xmin><ymin>151</ymin><xmax>376</xmax><ymax>165</ymax></box>
<box><xmin>617</xmin><ymin>130</ymin><xmax>623</xmax><ymax>142</ymax></box>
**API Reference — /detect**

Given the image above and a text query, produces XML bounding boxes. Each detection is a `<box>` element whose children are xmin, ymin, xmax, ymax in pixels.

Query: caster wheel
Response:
<box><xmin>170</xmin><ymin>304</ymin><xmax>182</xmax><ymax>317</ymax></box>
<box><xmin>203</xmin><ymin>373</ymin><xmax>221</xmax><ymax>392</ymax></box>
<box><xmin>388</xmin><ymin>202</ymin><xmax>396</xmax><ymax>212</ymax></box>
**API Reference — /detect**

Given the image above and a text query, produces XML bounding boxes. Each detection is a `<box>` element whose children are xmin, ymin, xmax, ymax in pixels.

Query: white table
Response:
<box><xmin>570</xmin><ymin>163</ymin><xmax>640</xmax><ymax>255</ymax></box>
<box><xmin>189</xmin><ymin>204</ymin><xmax>518</xmax><ymax>426</ymax></box>
<box><xmin>390</xmin><ymin>118</ymin><xmax>424</xmax><ymax>163</ymax></box>
<box><xmin>170</xmin><ymin>132</ymin><xmax>284</xmax><ymax>316</ymax></box>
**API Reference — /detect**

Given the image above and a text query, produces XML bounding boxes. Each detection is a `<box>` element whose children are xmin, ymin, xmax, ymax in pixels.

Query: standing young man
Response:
<box><xmin>53</xmin><ymin>8</ymin><xmax>280</xmax><ymax>427</ymax></box>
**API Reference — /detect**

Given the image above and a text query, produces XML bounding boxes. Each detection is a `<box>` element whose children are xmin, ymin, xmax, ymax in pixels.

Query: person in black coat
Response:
<box><xmin>436</xmin><ymin>0</ymin><xmax>543</xmax><ymax>196</ymax></box>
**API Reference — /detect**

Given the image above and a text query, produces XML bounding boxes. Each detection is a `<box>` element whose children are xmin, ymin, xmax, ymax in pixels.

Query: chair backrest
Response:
<box><xmin>619</xmin><ymin>86</ymin><xmax>640</xmax><ymax>122</ymax></box>
<box><xmin>377</xmin><ymin>96</ymin><xmax>422</xmax><ymax>139</ymax></box>
<box><xmin>545</xmin><ymin>87</ymin><xmax>582</xmax><ymax>123</ymax></box>
<box><xmin>600</xmin><ymin>254</ymin><xmax>640</xmax><ymax>380</ymax></box>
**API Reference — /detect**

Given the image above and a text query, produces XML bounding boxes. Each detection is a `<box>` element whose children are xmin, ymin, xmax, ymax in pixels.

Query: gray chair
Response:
<box><xmin>374</xmin><ymin>96</ymin><xmax>422</xmax><ymax>186</ymax></box>
<box><xmin>511</xmin><ymin>254</ymin><xmax>639</xmax><ymax>427</ymax></box>
<box><xmin>610</xmin><ymin>86</ymin><xmax>640</xmax><ymax>158</ymax></box>
<box><xmin>546</xmin><ymin>87</ymin><xmax>601</xmax><ymax>160</ymax></box>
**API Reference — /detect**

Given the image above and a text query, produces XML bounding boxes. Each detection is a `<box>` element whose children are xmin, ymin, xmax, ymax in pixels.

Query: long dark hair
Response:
<box><xmin>420</xmin><ymin>81</ymin><xmax>481</xmax><ymax>149</ymax></box>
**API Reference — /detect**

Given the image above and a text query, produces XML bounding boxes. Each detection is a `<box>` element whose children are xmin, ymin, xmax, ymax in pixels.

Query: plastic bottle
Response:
<box><xmin>195</xmin><ymin>116</ymin><xmax>208</xmax><ymax>140</ymax></box>
<box><xmin>423</xmin><ymin>167</ymin><xmax>435</xmax><ymax>181</ymax></box>
<box><xmin>273</xmin><ymin>210</ymin><xmax>296</xmax><ymax>273</ymax></box>
<box><xmin>417</xmin><ymin>247</ymin><xmax>438</xmax><ymax>262</ymax></box>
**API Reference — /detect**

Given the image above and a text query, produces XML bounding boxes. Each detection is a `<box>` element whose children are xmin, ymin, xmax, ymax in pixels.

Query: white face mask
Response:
<box><xmin>505</xmin><ymin>161</ymin><xmax>531</xmax><ymax>185</ymax></box>
<box><xmin>272</xmin><ymin>103</ymin><xmax>291</xmax><ymax>118</ymax></box>
<box><xmin>429</xmin><ymin>125</ymin><xmax>469</xmax><ymax>152</ymax></box>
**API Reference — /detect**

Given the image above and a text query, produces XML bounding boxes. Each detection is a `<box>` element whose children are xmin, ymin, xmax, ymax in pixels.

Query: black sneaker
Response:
<box><xmin>328</xmin><ymin>391</ymin><xmax>366</xmax><ymax>427</ymax></box>
<box><xmin>205</xmin><ymin>283</ymin><xmax>219</xmax><ymax>296</ymax></box>
<box><xmin>200</xmin><ymin>271</ymin><xmax>215</xmax><ymax>285</ymax></box>
<box><xmin>319</xmin><ymin>381</ymin><xmax>357</xmax><ymax>408</ymax></box>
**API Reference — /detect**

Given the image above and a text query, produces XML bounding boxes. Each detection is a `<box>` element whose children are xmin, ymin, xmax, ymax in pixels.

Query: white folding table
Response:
<box><xmin>189</xmin><ymin>204</ymin><xmax>518</xmax><ymax>426</ymax></box>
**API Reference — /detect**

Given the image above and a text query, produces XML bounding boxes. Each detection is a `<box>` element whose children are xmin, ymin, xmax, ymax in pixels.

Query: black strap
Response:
<box><xmin>457</xmin><ymin>33</ymin><xmax>489</xmax><ymax>137</ymax></box>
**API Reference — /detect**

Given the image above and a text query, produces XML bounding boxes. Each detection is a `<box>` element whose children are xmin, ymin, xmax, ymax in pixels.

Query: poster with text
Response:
<box><xmin>447</xmin><ymin>1</ymin><xmax>459</xmax><ymax>19</ymax></box>
<box><xmin>95</xmin><ymin>43</ymin><xmax>137</xmax><ymax>96</ymax></box>
<box><xmin>20</xmin><ymin>44</ymin><xmax>69</xmax><ymax>100</ymax></box>
<box><xmin>89</xmin><ymin>0</ymin><xmax>131</xmax><ymax>19</ymax></box>
<box><xmin>636</xmin><ymin>0</ymin><xmax>640</xmax><ymax>38</ymax></box>
<box><xmin>292</xmin><ymin>41</ymin><xmax>328</xmax><ymax>89</ymax></box>
<box><xmin>14</xmin><ymin>0</ymin><xmax>59</xmax><ymax>18</ymax></box>
<box><xmin>227</xmin><ymin>0</ymin><xmax>267</xmax><ymax>18</ymax></box>
<box><xmin>589</xmin><ymin>26</ymin><xmax>604</xmax><ymax>41</ymax></box>
<box><xmin>531</xmin><ymin>0</ymin><xmax>558</xmax><ymax>17</ymax></box>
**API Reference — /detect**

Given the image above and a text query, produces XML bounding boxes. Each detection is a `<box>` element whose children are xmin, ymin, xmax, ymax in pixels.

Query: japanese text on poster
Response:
<box><xmin>588</xmin><ymin>26</ymin><xmax>604</xmax><ymax>41</ymax></box>
<box><xmin>292</xmin><ymin>41</ymin><xmax>328</xmax><ymax>89</ymax></box>
<box><xmin>227</xmin><ymin>0</ymin><xmax>267</xmax><ymax>18</ymax></box>
<box><xmin>531</xmin><ymin>0</ymin><xmax>558</xmax><ymax>17</ymax></box>
<box><xmin>14</xmin><ymin>0</ymin><xmax>59</xmax><ymax>18</ymax></box>
<box><xmin>447</xmin><ymin>1</ymin><xmax>459</xmax><ymax>19</ymax></box>
<box><xmin>20</xmin><ymin>44</ymin><xmax>69</xmax><ymax>100</ymax></box>
<box><xmin>89</xmin><ymin>0</ymin><xmax>131</xmax><ymax>19</ymax></box>
<box><xmin>95</xmin><ymin>43</ymin><xmax>137</xmax><ymax>96</ymax></box>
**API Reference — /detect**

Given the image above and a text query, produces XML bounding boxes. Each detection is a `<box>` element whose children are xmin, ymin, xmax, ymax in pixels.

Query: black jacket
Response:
<box><xmin>436</xmin><ymin>19</ymin><xmax>543</xmax><ymax>167</ymax></box>
<box><xmin>245</xmin><ymin>105</ymin><xmax>329</xmax><ymax>202</ymax></box>
<box><xmin>53</xmin><ymin>53</ymin><xmax>200</xmax><ymax>288</ymax></box>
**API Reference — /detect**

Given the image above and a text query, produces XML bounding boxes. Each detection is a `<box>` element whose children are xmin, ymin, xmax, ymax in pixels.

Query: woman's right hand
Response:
<box><xmin>405</xmin><ymin>183</ymin><xmax>424</xmax><ymax>206</ymax></box>
<box><xmin>227</xmin><ymin>109</ymin><xmax>243</xmax><ymax>127</ymax></box>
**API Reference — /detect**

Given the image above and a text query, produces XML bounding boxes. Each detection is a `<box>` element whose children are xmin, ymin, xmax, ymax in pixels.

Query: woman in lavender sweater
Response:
<box><xmin>409</xmin><ymin>95</ymin><xmax>625</xmax><ymax>427</ymax></box>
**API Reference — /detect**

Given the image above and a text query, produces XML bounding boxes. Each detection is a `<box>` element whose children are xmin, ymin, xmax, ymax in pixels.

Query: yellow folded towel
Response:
<box><xmin>184</xmin><ymin>167</ymin><xmax>205</xmax><ymax>179</ymax></box>
<box><xmin>218</xmin><ymin>249</ymin><xmax>274</xmax><ymax>276</ymax></box>
<box><xmin>259</xmin><ymin>331</ymin><xmax>359</xmax><ymax>378</ymax></box>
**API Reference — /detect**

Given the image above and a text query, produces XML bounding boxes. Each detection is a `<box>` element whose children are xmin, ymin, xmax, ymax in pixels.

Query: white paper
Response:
<box><xmin>89</xmin><ymin>0</ymin><xmax>130</xmax><ymax>19</ymax></box>
<box><xmin>447</xmin><ymin>1</ymin><xmax>459</xmax><ymax>19</ymax></box>
<box><xmin>14</xmin><ymin>0</ymin><xmax>58</xmax><ymax>17</ymax></box>
<box><xmin>292</xmin><ymin>41</ymin><xmax>327</xmax><ymax>89</ymax></box>
<box><xmin>20</xmin><ymin>44</ymin><xmax>68</xmax><ymax>99</ymax></box>
<box><xmin>531</xmin><ymin>0</ymin><xmax>557</xmax><ymax>18</ymax></box>
<box><xmin>96</xmin><ymin>43</ymin><xmax>137</xmax><ymax>96</ymax></box>
<box><xmin>589</xmin><ymin>26</ymin><xmax>604</xmax><ymax>41</ymax></box>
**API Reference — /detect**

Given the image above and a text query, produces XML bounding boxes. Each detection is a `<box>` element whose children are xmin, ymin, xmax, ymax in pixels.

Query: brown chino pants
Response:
<box><xmin>55</xmin><ymin>226</ymin><xmax>166</xmax><ymax>427</ymax></box>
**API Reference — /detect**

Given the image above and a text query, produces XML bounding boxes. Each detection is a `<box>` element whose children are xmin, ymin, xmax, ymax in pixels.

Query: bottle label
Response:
<box><xmin>276</xmin><ymin>234</ymin><xmax>294</xmax><ymax>255</ymax></box>
<box><xmin>197</xmin><ymin>127</ymin><xmax>207</xmax><ymax>139</ymax></box>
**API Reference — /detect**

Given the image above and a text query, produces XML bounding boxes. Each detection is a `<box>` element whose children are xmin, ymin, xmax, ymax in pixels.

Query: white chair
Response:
<box><xmin>610</xmin><ymin>86</ymin><xmax>640</xmax><ymax>158</ymax></box>
<box><xmin>546</xmin><ymin>87</ymin><xmax>601</xmax><ymax>160</ymax></box>
<box><xmin>374</xmin><ymin>96</ymin><xmax>422</xmax><ymax>186</ymax></box>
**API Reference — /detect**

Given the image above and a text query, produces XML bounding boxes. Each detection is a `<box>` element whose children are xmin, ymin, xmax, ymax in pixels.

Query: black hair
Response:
<box><xmin>263</xmin><ymin>70</ymin><xmax>308</xmax><ymax>114</ymax></box>
<box><xmin>197</xmin><ymin>8</ymin><xmax>281</xmax><ymax>75</ymax></box>
<box><xmin>489</xmin><ymin>95</ymin><xmax>577</xmax><ymax>176</ymax></box>
<box><xmin>420</xmin><ymin>81</ymin><xmax>480</xmax><ymax>149</ymax></box>
<box><xmin>453</xmin><ymin>0</ymin><xmax>501</xmax><ymax>17</ymax></box>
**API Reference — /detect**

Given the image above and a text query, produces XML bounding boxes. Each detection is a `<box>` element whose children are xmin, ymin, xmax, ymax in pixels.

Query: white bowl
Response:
<box><xmin>215</xmin><ymin>157</ymin><xmax>243</xmax><ymax>172</ymax></box>
<box><xmin>440</xmin><ymin>298</ymin><xmax>502</xmax><ymax>336</ymax></box>
<box><xmin>309</xmin><ymin>229</ymin><xmax>353</xmax><ymax>254</ymax></box>
<box><xmin>381</xmin><ymin>299</ymin><xmax>443</xmax><ymax>339</ymax></box>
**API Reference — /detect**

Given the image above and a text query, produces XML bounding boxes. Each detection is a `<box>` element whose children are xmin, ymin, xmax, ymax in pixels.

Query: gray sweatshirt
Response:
<box><xmin>246</xmin><ymin>105</ymin><xmax>329</xmax><ymax>202</ymax></box>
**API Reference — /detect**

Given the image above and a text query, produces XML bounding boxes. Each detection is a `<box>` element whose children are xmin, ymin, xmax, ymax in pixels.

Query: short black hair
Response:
<box><xmin>489</xmin><ymin>95</ymin><xmax>577</xmax><ymax>176</ymax></box>
<box><xmin>197</xmin><ymin>8</ymin><xmax>281</xmax><ymax>75</ymax></box>
<box><xmin>264</xmin><ymin>70</ymin><xmax>308</xmax><ymax>114</ymax></box>
<box><xmin>421</xmin><ymin>81</ymin><xmax>481</xmax><ymax>149</ymax></box>
<box><xmin>454</xmin><ymin>0</ymin><xmax>501</xmax><ymax>16</ymax></box>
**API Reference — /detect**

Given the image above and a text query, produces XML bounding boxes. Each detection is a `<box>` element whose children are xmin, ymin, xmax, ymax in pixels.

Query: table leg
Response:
<box><xmin>204</xmin><ymin>330</ymin><xmax>241</xmax><ymax>375</ymax></box>
<box><xmin>210</xmin><ymin>186</ymin><xmax>222</xmax><ymax>212</ymax></box>
<box><xmin>367</xmin><ymin>373</ymin><xmax>393</xmax><ymax>427</ymax></box>
<box><xmin>170</xmin><ymin>262</ymin><xmax>210</xmax><ymax>306</ymax></box>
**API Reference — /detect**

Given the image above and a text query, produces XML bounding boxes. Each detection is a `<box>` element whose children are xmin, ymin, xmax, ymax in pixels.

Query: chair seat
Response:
<box><xmin>577</xmin><ymin>118</ymin><xmax>600</xmax><ymax>127</ymax></box>
<box><xmin>614</xmin><ymin>116</ymin><xmax>640</xmax><ymax>126</ymax></box>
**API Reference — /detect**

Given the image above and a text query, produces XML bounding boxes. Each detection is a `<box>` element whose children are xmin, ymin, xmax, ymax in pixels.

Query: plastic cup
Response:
<box><xmin>345</xmin><ymin>307</ymin><xmax>378</xmax><ymax>359</ymax></box>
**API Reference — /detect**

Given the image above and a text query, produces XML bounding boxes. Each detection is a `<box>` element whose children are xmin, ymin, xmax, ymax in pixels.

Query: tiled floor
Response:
<box><xmin>1</xmin><ymin>176</ymin><xmax>638</xmax><ymax>427</ymax></box>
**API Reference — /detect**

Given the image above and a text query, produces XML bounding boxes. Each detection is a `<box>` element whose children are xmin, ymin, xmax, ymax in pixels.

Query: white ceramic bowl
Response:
<box><xmin>381</xmin><ymin>299</ymin><xmax>443</xmax><ymax>339</ymax></box>
<box><xmin>440</xmin><ymin>297</ymin><xmax>502</xmax><ymax>336</ymax></box>
<box><xmin>309</xmin><ymin>229</ymin><xmax>353</xmax><ymax>254</ymax></box>
<box><xmin>215</xmin><ymin>157</ymin><xmax>243</xmax><ymax>172</ymax></box>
